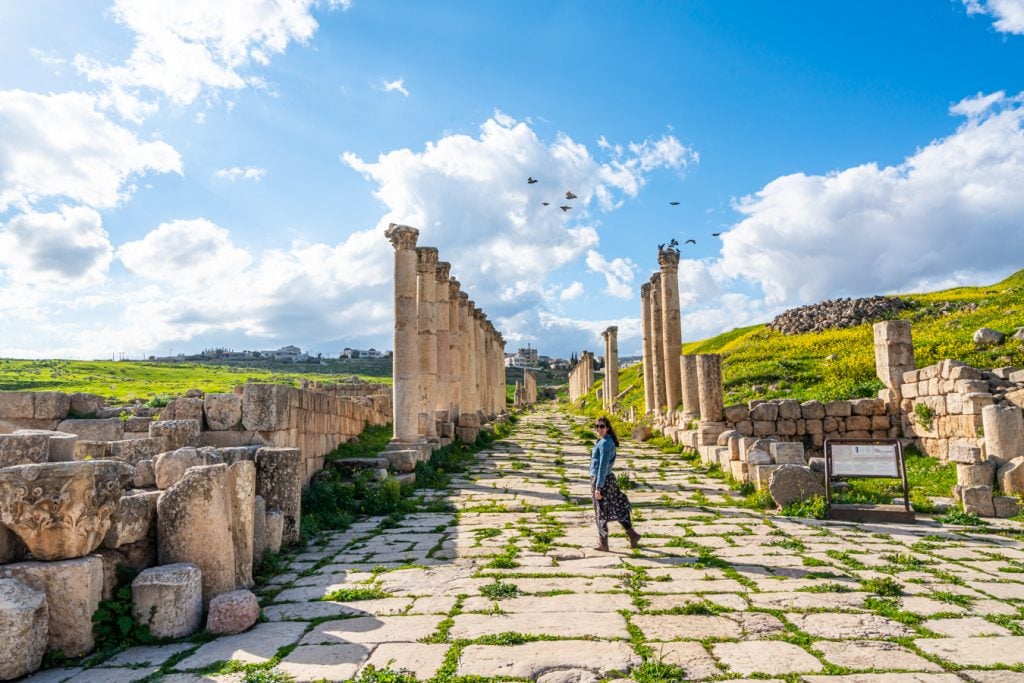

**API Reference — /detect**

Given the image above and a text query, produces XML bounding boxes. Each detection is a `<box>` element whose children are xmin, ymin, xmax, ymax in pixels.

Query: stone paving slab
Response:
<box><xmin>457</xmin><ymin>640</ymin><xmax>640</xmax><ymax>678</ymax></box>
<box><xmin>811</xmin><ymin>640</ymin><xmax>943</xmax><ymax>672</ymax></box>
<box><xmin>914</xmin><ymin>636</ymin><xmax>1024</xmax><ymax>666</ymax></box>
<box><xmin>175</xmin><ymin>622</ymin><xmax>307</xmax><ymax>670</ymax></box>
<box><xmin>713</xmin><ymin>641</ymin><xmax>823</xmax><ymax>675</ymax></box>
<box><xmin>648</xmin><ymin>641</ymin><xmax>723</xmax><ymax>679</ymax></box>
<box><xmin>276</xmin><ymin>644</ymin><xmax>368</xmax><ymax>682</ymax></box>
<box><xmin>632</xmin><ymin>614</ymin><xmax>742</xmax><ymax>640</ymax></box>
<box><xmin>921</xmin><ymin>616</ymin><xmax>1012</xmax><ymax>636</ymax></box>
<box><xmin>462</xmin><ymin>592</ymin><xmax>634</xmax><ymax>613</ymax></box>
<box><xmin>300</xmin><ymin>615</ymin><xmax>441</xmax><ymax>646</ymax></box>
<box><xmin>786</xmin><ymin>612</ymin><xmax>916</xmax><ymax>638</ymax></box>
<box><xmin>102</xmin><ymin>643</ymin><xmax>193</xmax><ymax>667</ymax></box>
<box><xmin>450</xmin><ymin>612</ymin><xmax>629</xmax><ymax>639</ymax></box>
<box><xmin>359</xmin><ymin>643</ymin><xmax>449</xmax><ymax>679</ymax></box>
<box><xmin>801</xmin><ymin>675</ymin><xmax>963</xmax><ymax>683</ymax></box>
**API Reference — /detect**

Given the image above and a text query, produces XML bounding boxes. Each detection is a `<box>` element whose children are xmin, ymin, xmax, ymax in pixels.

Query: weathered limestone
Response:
<box><xmin>204</xmin><ymin>393</ymin><xmax>243</xmax><ymax>431</ymax></box>
<box><xmin>680</xmin><ymin>355</ymin><xmax>700</xmax><ymax>420</ymax></box>
<box><xmin>658</xmin><ymin>246</ymin><xmax>683</xmax><ymax>413</ymax></box>
<box><xmin>132</xmin><ymin>563</ymin><xmax>203</xmax><ymax>638</ymax></box>
<box><xmin>13</xmin><ymin>429</ymin><xmax>77</xmax><ymax>463</ymax></box>
<box><xmin>253</xmin><ymin>495</ymin><xmax>268</xmax><ymax>561</ymax></box>
<box><xmin>385</xmin><ymin>224</ymin><xmax>419</xmax><ymax>446</ymax></box>
<box><xmin>241</xmin><ymin>384</ymin><xmax>291</xmax><ymax>432</ymax></box>
<box><xmin>207</xmin><ymin>589</ymin><xmax>259</xmax><ymax>635</ymax></box>
<box><xmin>154</xmin><ymin>446</ymin><xmax>224</xmax><ymax>490</ymax></box>
<box><xmin>157</xmin><ymin>464</ymin><xmax>236</xmax><ymax>604</ymax></box>
<box><xmin>0</xmin><ymin>578</ymin><xmax>47</xmax><ymax>680</ymax></box>
<box><xmin>0</xmin><ymin>433</ymin><xmax>49</xmax><ymax>468</ymax></box>
<box><xmin>696</xmin><ymin>354</ymin><xmax>725</xmax><ymax>424</ymax></box>
<box><xmin>255</xmin><ymin>447</ymin><xmax>303</xmax><ymax>546</ymax></box>
<box><xmin>650</xmin><ymin>272</ymin><xmax>667</xmax><ymax>413</ymax></box>
<box><xmin>997</xmin><ymin>456</ymin><xmax>1024</xmax><ymax>495</ymax></box>
<box><xmin>0</xmin><ymin>556</ymin><xmax>103</xmax><ymax>657</ymax></box>
<box><xmin>640</xmin><ymin>283</ymin><xmax>656</xmax><ymax>414</ymax></box>
<box><xmin>448</xmin><ymin>277</ymin><xmax>462</xmax><ymax>420</ymax></box>
<box><xmin>228</xmin><ymin>460</ymin><xmax>256</xmax><ymax>588</ymax></box>
<box><xmin>602</xmin><ymin>326</ymin><xmax>619</xmax><ymax>412</ymax></box>
<box><xmin>874</xmin><ymin>320</ymin><xmax>915</xmax><ymax>389</ymax></box>
<box><xmin>768</xmin><ymin>465</ymin><xmax>825</xmax><ymax>507</ymax></box>
<box><xmin>434</xmin><ymin>261</ymin><xmax>452</xmax><ymax>423</ymax></box>
<box><xmin>149</xmin><ymin>419</ymin><xmax>201</xmax><ymax>452</ymax></box>
<box><xmin>266</xmin><ymin>509</ymin><xmax>284</xmax><ymax>553</ymax></box>
<box><xmin>982</xmin><ymin>404</ymin><xmax>1024</xmax><ymax>465</ymax></box>
<box><xmin>417</xmin><ymin>246</ymin><xmax>440</xmax><ymax>443</ymax></box>
<box><xmin>459</xmin><ymin>293</ymin><xmax>476</xmax><ymax>418</ymax></box>
<box><xmin>103</xmin><ymin>490</ymin><xmax>158</xmax><ymax>549</ymax></box>
<box><xmin>0</xmin><ymin>460</ymin><xmax>132</xmax><ymax>560</ymax></box>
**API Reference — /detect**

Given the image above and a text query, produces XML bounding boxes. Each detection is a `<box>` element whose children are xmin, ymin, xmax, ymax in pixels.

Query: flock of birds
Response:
<box><xmin>526</xmin><ymin>176</ymin><xmax>723</xmax><ymax>245</ymax></box>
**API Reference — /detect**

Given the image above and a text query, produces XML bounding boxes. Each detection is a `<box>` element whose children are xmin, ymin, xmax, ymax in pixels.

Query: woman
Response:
<box><xmin>590</xmin><ymin>416</ymin><xmax>641</xmax><ymax>551</ymax></box>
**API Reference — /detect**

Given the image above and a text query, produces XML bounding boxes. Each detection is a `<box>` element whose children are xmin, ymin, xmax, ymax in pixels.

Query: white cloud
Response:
<box><xmin>0</xmin><ymin>206</ymin><xmax>113</xmax><ymax>285</ymax></box>
<box><xmin>215</xmin><ymin>166</ymin><xmax>266</xmax><ymax>181</ymax></box>
<box><xmin>585</xmin><ymin>250</ymin><xmax>636</xmax><ymax>299</ymax></box>
<box><xmin>73</xmin><ymin>0</ymin><xmax>334</xmax><ymax>118</ymax></box>
<box><xmin>0</xmin><ymin>90</ymin><xmax>182</xmax><ymax>212</ymax></box>
<box><xmin>536</xmin><ymin>311</ymin><xmax>642</xmax><ymax>355</ymax></box>
<box><xmin>118</xmin><ymin>218</ymin><xmax>253</xmax><ymax>284</ymax></box>
<box><xmin>678</xmin><ymin>90</ymin><xmax>1024</xmax><ymax>340</ymax></box>
<box><xmin>964</xmin><ymin>0</ymin><xmax>1024</xmax><ymax>34</ymax></box>
<box><xmin>381</xmin><ymin>78</ymin><xmax>409</xmax><ymax>97</ymax></box>
<box><xmin>560</xmin><ymin>281</ymin><xmax>585</xmax><ymax>300</ymax></box>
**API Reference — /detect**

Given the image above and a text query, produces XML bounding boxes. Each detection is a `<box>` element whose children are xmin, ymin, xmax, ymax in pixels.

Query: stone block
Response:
<box><xmin>955</xmin><ymin>379</ymin><xmax>990</xmax><ymax>394</ymax></box>
<box><xmin>253</xmin><ymin>495</ymin><xmax>268</xmax><ymax>562</ymax></box>
<box><xmin>902</xmin><ymin>369</ymin><xmax>920</xmax><ymax>384</ymax></box>
<box><xmin>982</xmin><ymin>404</ymin><xmax>1024</xmax><ymax>465</ymax></box>
<box><xmin>160</xmin><ymin>397</ymin><xmax>204</xmax><ymax>424</ymax></box>
<box><xmin>0</xmin><ymin>556</ymin><xmax>103</xmax><ymax>657</ymax></box>
<box><xmin>134</xmin><ymin>459</ymin><xmax>155</xmax><ymax>488</ymax></box>
<box><xmin>750</xmin><ymin>464</ymin><xmax>781</xmax><ymax>491</ymax></box>
<box><xmin>994</xmin><ymin>496</ymin><xmax>1021</xmax><ymax>518</ymax></box>
<box><xmin>800</xmin><ymin>400</ymin><xmax>825</xmax><ymax>420</ymax></box>
<box><xmin>0</xmin><ymin>524</ymin><xmax>27</xmax><ymax>564</ymax></box>
<box><xmin>154</xmin><ymin>447</ymin><xmax>223</xmax><ymax>490</ymax></box>
<box><xmin>918</xmin><ymin>364</ymin><xmax>939</xmax><ymax>381</ymax></box>
<box><xmin>383</xmin><ymin>449</ymin><xmax>419</xmax><ymax>473</ymax></box>
<box><xmin>1006</xmin><ymin>388</ymin><xmax>1024</xmax><ymax>410</ymax></box>
<box><xmin>849</xmin><ymin>399</ymin><xmax>874</xmax><ymax>416</ymax></box>
<box><xmin>207</xmin><ymin>589</ymin><xmax>259</xmax><ymax>635</ymax></box>
<box><xmin>748</xmin><ymin>451</ymin><xmax>772</xmax><ymax>466</ymax></box>
<box><xmin>55</xmin><ymin>418</ymin><xmax>124</xmax><ymax>442</ymax></box>
<box><xmin>961</xmin><ymin>485</ymin><xmax>996</xmax><ymax>517</ymax></box>
<box><xmin>149</xmin><ymin>420</ymin><xmax>201</xmax><ymax>452</ymax></box>
<box><xmin>458</xmin><ymin>412</ymin><xmax>481</xmax><ymax>428</ymax></box>
<box><xmin>157</xmin><ymin>465</ymin><xmax>236</xmax><ymax>605</ymax></box>
<box><xmin>846</xmin><ymin>415</ymin><xmax>872</xmax><ymax>431</ymax></box>
<box><xmin>242</xmin><ymin>385</ymin><xmax>292</xmax><ymax>431</ymax></box>
<box><xmin>456</xmin><ymin>426</ymin><xmax>480</xmax><ymax>443</ymax></box>
<box><xmin>957</xmin><ymin>461</ymin><xmax>995</xmax><ymax>488</ymax></box>
<box><xmin>770</xmin><ymin>441</ymin><xmax>805</xmax><ymax>465</ymax></box>
<box><xmin>132</xmin><ymin>563</ymin><xmax>203</xmax><ymax>638</ymax></box>
<box><xmin>949</xmin><ymin>444</ymin><xmax>983</xmax><ymax>464</ymax></box>
<box><xmin>902</xmin><ymin>382</ymin><xmax>918</xmax><ymax>399</ymax></box>
<box><xmin>775</xmin><ymin>400</ymin><xmax>800</xmax><ymax>420</ymax></box>
<box><xmin>962</xmin><ymin>392</ymin><xmax>995</xmax><ymax>415</ymax></box>
<box><xmin>110</xmin><ymin>437</ymin><xmax>162</xmax><ymax>464</ymax></box>
<box><xmin>14</xmin><ymin>429</ymin><xmax>77</xmax><ymax>463</ymax></box>
<box><xmin>729</xmin><ymin>460</ymin><xmax>747</xmax><ymax>482</ymax></box>
<box><xmin>74</xmin><ymin>440</ymin><xmax>110</xmax><ymax>460</ymax></box>
<box><xmin>752</xmin><ymin>420</ymin><xmax>775</xmax><ymax>437</ymax></box>
<box><xmin>68</xmin><ymin>393</ymin><xmax>104</xmax><ymax>417</ymax></box>
<box><xmin>768</xmin><ymin>465</ymin><xmax>825</xmax><ymax>507</ymax></box>
<box><xmin>228</xmin><ymin>461</ymin><xmax>255</xmax><ymax>588</ymax></box>
<box><xmin>266</xmin><ymin>509</ymin><xmax>284</xmax><ymax>554</ymax></box>
<box><xmin>723</xmin><ymin>404</ymin><xmax>749</xmax><ymax>422</ymax></box>
<box><xmin>997</xmin><ymin>456</ymin><xmax>1024</xmax><ymax>495</ymax></box>
<box><xmin>103</xmin><ymin>490</ymin><xmax>157</xmax><ymax>549</ymax></box>
<box><xmin>123</xmin><ymin>416</ymin><xmax>153</xmax><ymax>433</ymax></box>
<box><xmin>255</xmin><ymin>448</ymin><xmax>303</xmax><ymax>547</ymax></box>
<box><xmin>31</xmin><ymin>392</ymin><xmax>69</xmax><ymax>421</ymax></box>
<box><xmin>0</xmin><ymin>393</ymin><xmax>33</xmax><ymax>420</ymax></box>
<box><xmin>749</xmin><ymin>402</ymin><xmax>779</xmax><ymax>422</ymax></box>
<box><xmin>733</xmin><ymin>420</ymin><xmax>753</xmax><ymax>436</ymax></box>
<box><xmin>205</xmin><ymin>394</ymin><xmax>243</xmax><ymax>431</ymax></box>
<box><xmin>0</xmin><ymin>433</ymin><xmax>50</xmax><ymax>468</ymax></box>
<box><xmin>871</xmin><ymin>415</ymin><xmax>891</xmax><ymax>430</ymax></box>
<box><xmin>0</xmin><ymin>578</ymin><xmax>47</xmax><ymax>680</ymax></box>
<box><xmin>824</xmin><ymin>401</ymin><xmax>852</xmax><ymax>417</ymax></box>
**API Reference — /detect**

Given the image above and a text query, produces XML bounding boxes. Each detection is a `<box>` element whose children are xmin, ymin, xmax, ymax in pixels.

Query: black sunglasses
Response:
<box><xmin>594</xmin><ymin>423</ymin><xmax>607</xmax><ymax>429</ymax></box>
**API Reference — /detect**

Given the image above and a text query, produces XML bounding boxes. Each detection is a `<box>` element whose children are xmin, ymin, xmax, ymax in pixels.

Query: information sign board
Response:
<box><xmin>830</xmin><ymin>443</ymin><xmax>899</xmax><ymax>478</ymax></box>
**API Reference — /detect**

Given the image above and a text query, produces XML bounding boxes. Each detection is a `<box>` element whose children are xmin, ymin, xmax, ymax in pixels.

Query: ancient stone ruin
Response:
<box><xmin>0</xmin><ymin>379</ymin><xmax>392</xmax><ymax>677</ymax></box>
<box><xmin>568</xmin><ymin>351</ymin><xmax>595</xmax><ymax>403</ymax></box>
<box><xmin>514</xmin><ymin>370</ymin><xmax>538</xmax><ymax>408</ymax></box>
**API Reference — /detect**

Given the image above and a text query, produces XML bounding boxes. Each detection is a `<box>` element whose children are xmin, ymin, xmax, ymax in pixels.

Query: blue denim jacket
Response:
<box><xmin>589</xmin><ymin>436</ymin><xmax>617</xmax><ymax>488</ymax></box>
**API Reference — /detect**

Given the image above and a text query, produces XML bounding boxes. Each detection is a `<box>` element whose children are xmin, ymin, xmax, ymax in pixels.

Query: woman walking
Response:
<box><xmin>590</xmin><ymin>416</ymin><xmax>641</xmax><ymax>551</ymax></box>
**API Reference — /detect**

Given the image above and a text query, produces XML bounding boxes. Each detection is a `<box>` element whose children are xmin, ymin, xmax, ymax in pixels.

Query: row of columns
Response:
<box><xmin>386</xmin><ymin>224</ymin><xmax>507</xmax><ymax>448</ymax></box>
<box><xmin>568</xmin><ymin>351</ymin><xmax>594</xmax><ymax>403</ymax></box>
<box><xmin>601</xmin><ymin>326</ymin><xmax>619</xmax><ymax>412</ymax></box>
<box><xmin>640</xmin><ymin>246</ymin><xmax>684</xmax><ymax>417</ymax></box>
<box><xmin>514</xmin><ymin>370</ymin><xmax>538</xmax><ymax>407</ymax></box>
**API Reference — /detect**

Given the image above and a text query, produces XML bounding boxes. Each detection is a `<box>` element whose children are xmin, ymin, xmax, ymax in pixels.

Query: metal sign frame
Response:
<box><xmin>824</xmin><ymin>438</ymin><xmax>913</xmax><ymax>522</ymax></box>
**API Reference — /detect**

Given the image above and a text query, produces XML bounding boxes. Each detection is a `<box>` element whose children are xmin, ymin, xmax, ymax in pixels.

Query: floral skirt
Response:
<box><xmin>592</xmin><ymin>473</ymin><xmax>633</xmax><ymax>533</ymax></box>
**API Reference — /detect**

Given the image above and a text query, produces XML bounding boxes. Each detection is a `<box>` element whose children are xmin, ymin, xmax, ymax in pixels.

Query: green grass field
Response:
<box><xmin>0</xmin><ymin>359</ymin><xmax>391</xmax><ymax>403</ymax></box>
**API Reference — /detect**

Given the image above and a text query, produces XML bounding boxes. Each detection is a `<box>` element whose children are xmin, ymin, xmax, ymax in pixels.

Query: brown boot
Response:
<box><xmin>594</xmin><ymin>536</ymin><xmax>609</xmax><ymax>552</ymax></box>
<box><xmin>626</xmin><ymin>528</ymin><xmax>642</xmax><ymax>549</ymax></box>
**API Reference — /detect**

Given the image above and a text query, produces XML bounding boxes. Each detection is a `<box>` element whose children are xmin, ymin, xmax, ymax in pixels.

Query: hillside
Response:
<box><xmin>589</xmin><ymin>268</ymin><xmax>1024</xmax><ymax>415</ymax></box>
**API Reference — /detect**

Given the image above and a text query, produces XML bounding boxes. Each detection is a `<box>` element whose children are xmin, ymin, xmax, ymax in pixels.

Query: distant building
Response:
<box><xmin>271</xmin><ymin>345</ymin><xmax>309</xmax><ymax>363</ymax></box>
<box><xmin>507</xmin><ymin>344</ymin><xmax>540</xmax><ymax>369</ymax></box>
<box><xmin>340</xmin><ymin>347</ymin><xmax>389</xmax><ymax>359</ymax></box>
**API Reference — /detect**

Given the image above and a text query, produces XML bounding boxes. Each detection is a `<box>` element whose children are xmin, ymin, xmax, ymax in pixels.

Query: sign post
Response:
<box><xmin>824</xmin><ymin>439</ymin><xmax>915</xmax><ymax>523</ymax></box>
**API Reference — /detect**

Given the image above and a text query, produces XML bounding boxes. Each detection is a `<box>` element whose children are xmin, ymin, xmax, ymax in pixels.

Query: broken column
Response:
<box><xmin>982</xmin><ymin>404</ymin><xmax>1024</xmax><ymax>466</ymax></box>
<box><xmin>0</xmin><ymin>578</ymin><xmax>47</xmax><ymax>679</ymax></box>
<box><xmin>640</xmin><ymin>282</ymin><xmax>656</xmax><ymax>414</ymax></box>
<box><xmin>658</xmin><ymin>246</ymin><xmax>683</xmax><ymax>415</ymax></box>
<box><xmin>416</xmin><ymin>247</ymin><xmax>440</xmax><ymax>444</ymax></box>
<box><xmin>696</xmin><ymin>354</ymin><xmax>726</xmax><ymax>445</ymax></box>
<box><xmin>649</xmin><ymin>272</ymin><xmax>667</xmax><ymax>414</ymax></box>
<box><xmin>680</xmin><ymin>354</ymin><xmax>700</xmax><ymax>420</ymax></box>
<box><xmin>227</xmin><ymin>460</ymin><xmax>255</xmax><ymax>588</ymax></box>
<box><xmin>385</xmin><ymin>224</ymin><xmax>421</xmax><ymax>446</ymax></box>
<box><xmin>255</xmin><ymin>447</ymin><xmax>303</xmax><ymax>546</ymax></box>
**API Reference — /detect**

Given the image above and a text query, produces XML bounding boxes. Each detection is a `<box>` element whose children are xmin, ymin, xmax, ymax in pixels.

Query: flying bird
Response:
<box><xmin>541</xmin><ymin>202</ymin><xmax>550</xmax><ymax>206</ymax></box>
<box><xmin>560</xmin><ymin>205</ymin><xmax>572</xmax><ymax>212</ymax></box>
<box><xmin>669</xmin><ymin>201</ymin><xmax>680</xmax><ymax>206</ymax></box>
<box><xmin>527</xmin><ymin>177</ymin><xmax>538</xmax><ymax>184</ymax></box>
<box><xmin>565</xmin><ymin>191</ymin><xmax>577</xmax><ymax>200</ymax></box>
<box><xmin>712</xmin><ymin>232</ymin><xmax>722</xmax><ymax>237</ymax></box>
<box><xmin>684</xmin><ymin>239</ymin><xmax>696</xmax><ymax>245</ymax></box>
<box><xmin>658</xmin><ymin>243</ymin><xmax>665</xmax><ymax>250</ymax></box>
<box><xmin>668</xmin><ymin>238</ymin><xmax>678</xmax><ymax>248</ymax></box>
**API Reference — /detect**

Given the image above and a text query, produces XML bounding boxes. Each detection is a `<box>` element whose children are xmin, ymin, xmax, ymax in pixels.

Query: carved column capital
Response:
<box><xmin>385</xmin><ymin>223</ymin><xmax>418</xmax><ymax>251</ymax></box>
<box><xmin>449</xmin><ymin>277</ymin><xmax>461</xmax><ymax>299</ymax></box>
<box><xmin>435</xmin><ymin>261</ymin><xmax>451</xmax><ymax>283</ymax></box>
<box><xmin>657</xmin><ymin>247</ymin><xmax>680</xmax><ymax>271</ymax></box>
<box><xmin>640</xmin><ymin>282</ymin><xmax>652</xmax><ymax>298</ymax></box>
<box><xmin>416</xmin><ymin>246</ymin><xmax>438</xmax><ymax>273</ymax></box>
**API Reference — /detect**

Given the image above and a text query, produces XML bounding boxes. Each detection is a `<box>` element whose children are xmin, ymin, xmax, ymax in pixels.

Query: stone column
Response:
<box><xmin>696</xmin><ymin>354</ymin><xmax>724</xmax><ymax>423</ymax></box>
<box><xmin>680</xmin><ymin>354</ymin><xmax>700</xmax><ymax>420</ymax></box>
<box><xmin>416</xmin><ymin>247</ymin><xmax>439</xmax><ymax>444</ymax></box>
<box><xmin>640</xmin><ymin>283</ymin><xmax>655</xmax><ymax>414</ymax></box>
<box><xmin>460</xmin><ymin>295</ymin><xmax>476</xmax><ymax>415</ymax></box>
<box><xmin>601</xmin><ymin>329</ymin><xmax>610</xmax><ymax>411</ymax></box>
<box><xmin>982</xmin><ymin>405</ymin><xmax>1024</xmax><ymax>466</ymax></box>
<box><xmin>473</xmin><ymin>309</ymin><xmax>486</xmax><ymax>417</ymax></box>
<box><xmin>384</xmin><ymin>224</ymin><xmax>420</xmax><ymax>444</ymax></box>
<box><xmin>497</xmin><ymin>333</ymin><xmax>507</xmax><ymax>414</ymax></box>
<box><xmin>658</xmin><ymin>247</ymin><xmax>682</xmax><ymax>414</ymax></box>
<box><xmin>434</xmin><ymin>261</ymin><xmax>452</xmax><ymax>419</ymax></box>
<box><xmin>448</xmin><ymin>278</ymin><xmax>462</xmax><ymax>422</ymax></box>
<box><xmin>584</xmin><ymin>351</ymin><xmax>594</xmax><ymax>394</ymax></box>
<box><xmin>607</xmin><ymin>326</ymin><xmax>618</xmax><ymax>411</ymax></box>
<box><xmin>873</xmin><ymin>320</ymin><xmax>915</xmax><ymax>389</ymax></box>
<box><xmin>649</xmin><ymin>273</ymin><xmax>667</xmax><ymax>414</ymax></box>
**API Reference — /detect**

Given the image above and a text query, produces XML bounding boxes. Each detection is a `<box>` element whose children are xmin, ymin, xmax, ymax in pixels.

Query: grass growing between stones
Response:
<box><xmin>321</xmin><ymin>586</ymin><xmax>392</xmax><ymax>601</ymax></box>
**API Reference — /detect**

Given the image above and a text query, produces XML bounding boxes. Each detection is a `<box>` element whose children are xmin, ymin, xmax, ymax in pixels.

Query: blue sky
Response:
<box><xmin>2</xmin><ymin>0</ymin><xmax>1024</xmax><ymax>360</ymax></box>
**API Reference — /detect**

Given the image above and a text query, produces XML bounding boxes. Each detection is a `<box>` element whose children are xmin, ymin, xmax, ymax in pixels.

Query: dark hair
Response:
<box><xmin>595</xmin><ymin>416</ymin><xmax>619</xmax><ymax>447</ymax></box>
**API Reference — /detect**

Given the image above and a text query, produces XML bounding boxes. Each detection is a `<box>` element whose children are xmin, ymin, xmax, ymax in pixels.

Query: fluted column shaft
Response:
<box><xmin>650</xmin><ymin>273</ymin><xmax>667</xmax><ymax>414</ymax></box>
<box><xmin>385</xmin><ymin>224</ymin><xmax>420</xmax><ymax>443</ymax></box>
<box><xmin>416</xmin><ymin>247</ymin><xmax>439</xmax><ymax>441</ymax></box>
<box><xmin>658</xmin><ymin>250</ymin><xmax>682</xmax><ymax>413</ymax></box>
<box><xmin>434</xmin><ymin>262</ymin><xmax>451</xmax><ymax>416</ymax></box>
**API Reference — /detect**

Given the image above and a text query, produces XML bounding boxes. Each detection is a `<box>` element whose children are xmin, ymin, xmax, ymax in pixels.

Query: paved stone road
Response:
<box><xmin>30</xmin><ymin>405</ymin><xmax>1024</xmax><ymax>682</ymax></box>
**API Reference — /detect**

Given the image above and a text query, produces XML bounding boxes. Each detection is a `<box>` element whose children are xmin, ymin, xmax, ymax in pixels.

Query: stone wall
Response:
<box><xmin>720</xmin><ymin>397</ymin><xmax>895</xmax><ymax>450</ymax></box>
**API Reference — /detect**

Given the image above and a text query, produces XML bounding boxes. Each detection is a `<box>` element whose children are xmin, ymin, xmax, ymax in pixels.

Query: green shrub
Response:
<box><xmin>779</xmin><ymin>495</ymin><xmax>827</xmax><ymax>519</ymax></box>
<box><xmin>914</xmin><ymin>402</ymin><xmax>935</xmax><ymax>431</ymax></box>
<box><xmin>92</xmin><ymin>566</ymin><xmax>153</xmax><ymax>650</ymax></box>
